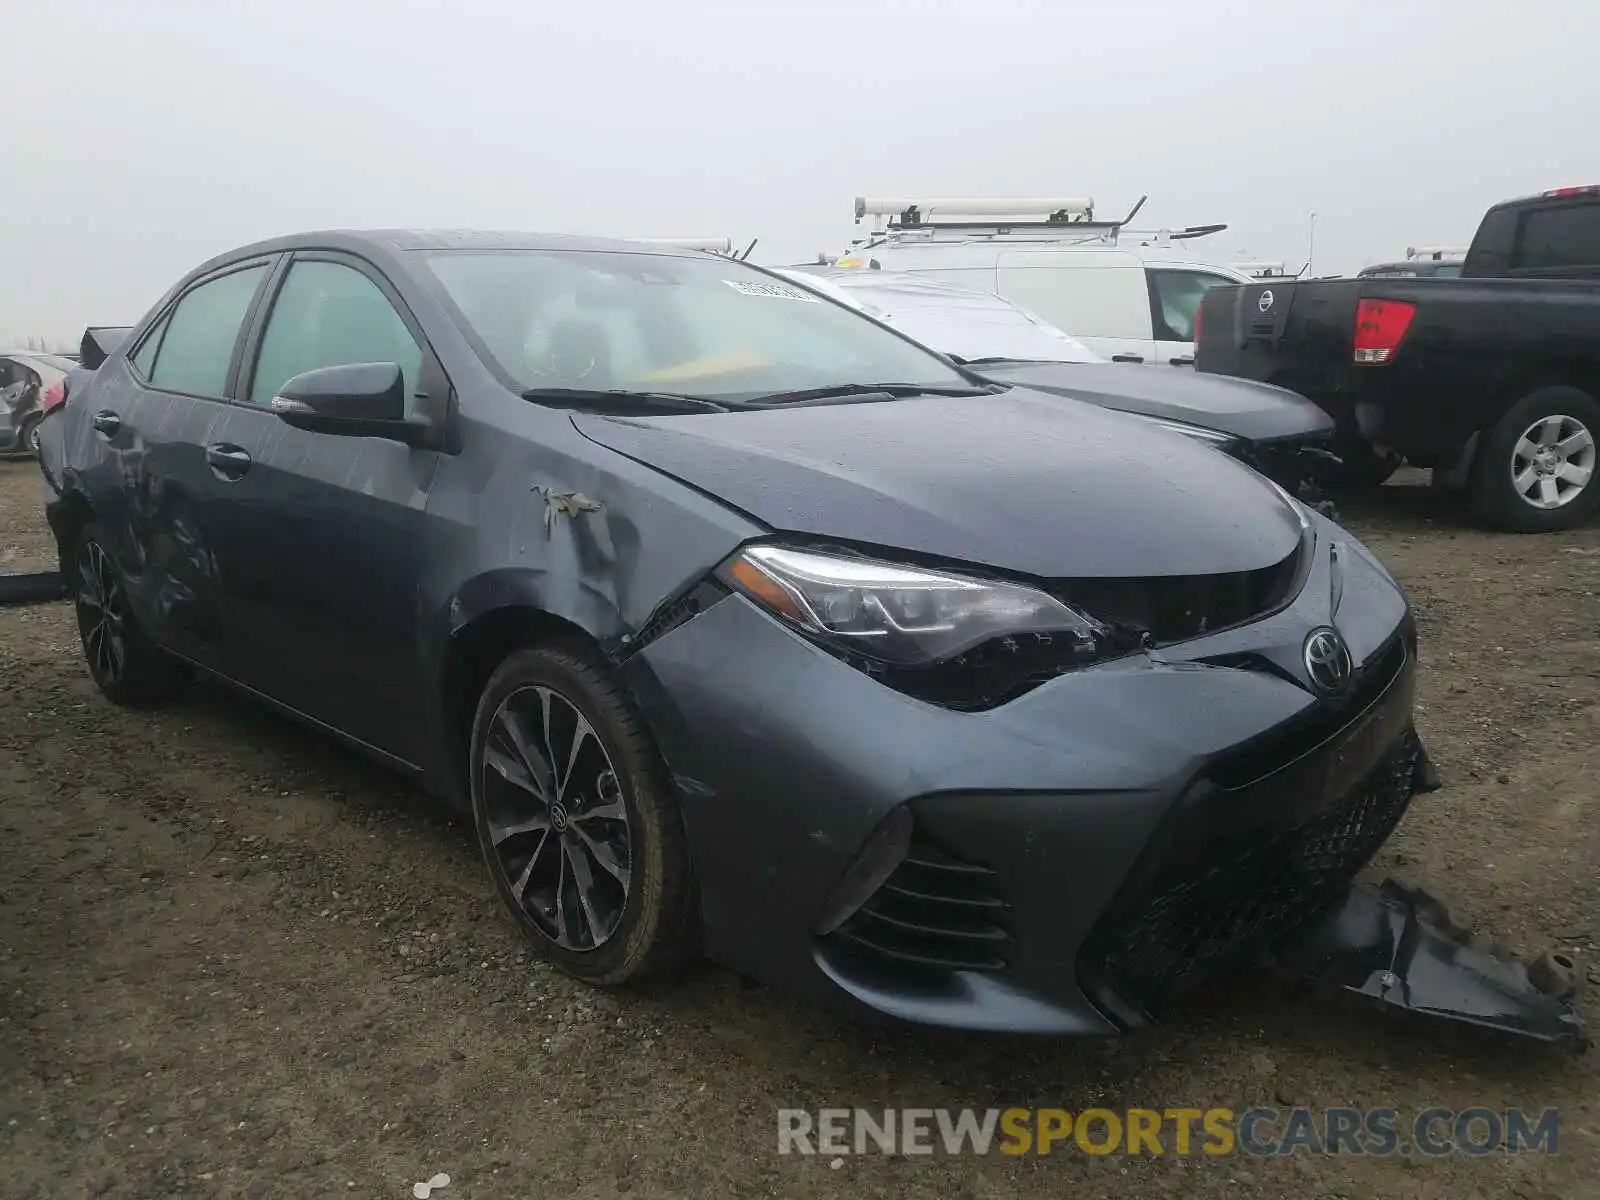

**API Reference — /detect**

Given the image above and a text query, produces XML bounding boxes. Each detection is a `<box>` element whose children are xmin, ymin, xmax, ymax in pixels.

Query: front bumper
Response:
<box><xmin>624</xmin><ymin>514</ymin><xmax>1421</xmax><ymax>1034</ymax></box>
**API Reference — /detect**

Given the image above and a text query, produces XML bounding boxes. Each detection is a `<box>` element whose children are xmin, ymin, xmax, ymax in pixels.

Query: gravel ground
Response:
<box><xmin>1</xmin><ymin>458</ymin><xmax>1597</xmax><ymax>1199</ymax></box>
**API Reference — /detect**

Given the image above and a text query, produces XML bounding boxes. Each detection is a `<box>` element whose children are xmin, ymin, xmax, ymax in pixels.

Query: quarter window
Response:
<box><xmin>249</xmin><ymin>260</ymin><xmax>423</xmax><ymax>409</ymax></box>
<box><xmin>146</xmin><ymin>265</ymin><xmax>268</xmax><ymax>398</ymax></box>
<box><xmin>131</xmin><ymin>313</ymin><xmax>169</xmax><ymax>378</ymax></box>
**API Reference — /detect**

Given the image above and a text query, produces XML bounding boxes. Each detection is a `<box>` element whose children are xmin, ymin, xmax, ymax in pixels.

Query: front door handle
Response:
<box><xmin>205</xmin><ymin>443</ymin><xmax>252</xmax><ymax>480</ymax></box>
<box><xmin>1111</xmin><ymin>354</ymin><xmax>1145</xmax><ymax>363</ymax></box>
<box><xmin>91</xmin><ymin>410</ymin><xmax>122</xmax><ymax>437</ymax></box>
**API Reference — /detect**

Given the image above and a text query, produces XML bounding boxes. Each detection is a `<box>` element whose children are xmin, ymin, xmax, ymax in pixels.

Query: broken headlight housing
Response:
<box><xmin>719</xmin><ymin>544</ymin><xmax>1132</xmax><ymax>708</ymax></box>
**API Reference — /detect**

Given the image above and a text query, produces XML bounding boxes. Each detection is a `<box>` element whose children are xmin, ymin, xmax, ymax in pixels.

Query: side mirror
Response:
<box><xmin>269</xmin><ymin>362</ymin><xmax>434</xmax><ymax>446</ymax></box>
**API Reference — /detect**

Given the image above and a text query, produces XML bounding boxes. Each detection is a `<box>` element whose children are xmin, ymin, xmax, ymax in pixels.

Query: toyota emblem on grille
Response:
<box><xmin>1303</xmin><ymin>627</ymin><xmax>1353</xmax><ymax>693</ymax></box>
<box><xmin>1258</xmin><ymin>289</ymin><xmax>1275</xmax><ymax>313</ymax></box>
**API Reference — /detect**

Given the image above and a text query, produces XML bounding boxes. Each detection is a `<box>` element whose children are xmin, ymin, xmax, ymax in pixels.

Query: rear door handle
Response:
<box><xmin>205</xmin><ymin>443</ymin><xmax>252</xmax><ymax>480</ymax></box>
<box><xmin>91</xmin><ymin>410</ymin><xmax>122</xmax><ymax>437</ymax></box>
<box><xmin>1169</xmin><ymin>356</ymin><xmax>1195</xmax><ymax>366</ymax></box>
<box><xmin>1111</xmin><ymin>354</ymin><xmax>1145</xmax><ymax>363</ymax></box>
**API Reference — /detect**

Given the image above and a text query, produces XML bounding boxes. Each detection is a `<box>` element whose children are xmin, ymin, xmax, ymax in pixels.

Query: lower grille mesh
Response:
<box><xmin>831</xmin><ymin>839</ymin><xmax>1010</xmax><ymax>973</ymax></box>
<box><xmin>1081</xmin><ymin>730</ymin><xmax>1421</xmax><ymax>1014</ymax></box>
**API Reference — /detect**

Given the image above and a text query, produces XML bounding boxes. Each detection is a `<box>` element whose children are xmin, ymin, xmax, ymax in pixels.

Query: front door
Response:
<box><xmin>208</xmin><ymin>252</ymin><xmax>443</xmax><ymax>761</ymax></box>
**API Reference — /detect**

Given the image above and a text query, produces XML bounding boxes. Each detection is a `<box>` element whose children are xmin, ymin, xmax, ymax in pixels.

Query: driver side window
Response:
<box><xmin>249</xmin><ymin>260</ymin><xmax>423</xmax><ymax>410</ymax></box>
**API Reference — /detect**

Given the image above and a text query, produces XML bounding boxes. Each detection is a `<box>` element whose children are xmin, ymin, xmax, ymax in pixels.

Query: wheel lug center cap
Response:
<box><xmin>550</xmin><ymin>801</ymin><xmax>570</xmax><ymax>833</ymax></box>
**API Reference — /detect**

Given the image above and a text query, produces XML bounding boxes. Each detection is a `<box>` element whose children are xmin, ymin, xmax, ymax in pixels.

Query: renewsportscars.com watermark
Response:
<box><xmin>778</xmin><ymin>1107</ymin><xmax>1561</xmax><ymax>1158</ymax></box>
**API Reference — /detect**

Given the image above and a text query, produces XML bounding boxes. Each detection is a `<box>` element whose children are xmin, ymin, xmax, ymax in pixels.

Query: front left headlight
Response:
<box><xmin>718</xmin><ymin>543</ymin><xmax>1111</xmax><ymax>668</ymax></box>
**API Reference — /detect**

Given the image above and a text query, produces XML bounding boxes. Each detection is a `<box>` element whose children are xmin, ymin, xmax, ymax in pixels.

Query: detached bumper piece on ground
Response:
<box><xmin>1274</xmin><ymin>878</ymin><xmax>1592</xmax><ymax>1054</ymax></box>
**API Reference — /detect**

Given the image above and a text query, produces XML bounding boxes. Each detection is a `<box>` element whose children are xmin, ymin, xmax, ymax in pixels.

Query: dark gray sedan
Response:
<box><xmin>37</xmin><ymin>230</ymin><xmax>1446</xmax><ymax>1037</ymax></box>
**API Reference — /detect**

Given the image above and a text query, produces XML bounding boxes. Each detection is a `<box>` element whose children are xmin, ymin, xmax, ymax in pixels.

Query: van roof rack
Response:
<box><xmin>638</xmin><ymin>237</ymin><xmax>734</xmax><ymax>254</ymax></box>
<box><xmin>848</xmin><ymin>194</ymin><xmax>1224</xmax><ymax>249</ymax></box>
<box><xmin>1232</xmin><ymin>260</ymin><xmax>1291</xmax><ymax>277</ymax></box>
<box><xmin>1404</xmin><ymin>246</ymin><xmax>1467</xmax><ymax>262</ymax></box>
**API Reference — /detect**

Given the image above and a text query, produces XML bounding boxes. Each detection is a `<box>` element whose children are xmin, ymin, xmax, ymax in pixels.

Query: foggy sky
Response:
<box><xmin>5</xmin><ymin>0</ymin><xmax>1596</xmax><ymax>346</ymax></box>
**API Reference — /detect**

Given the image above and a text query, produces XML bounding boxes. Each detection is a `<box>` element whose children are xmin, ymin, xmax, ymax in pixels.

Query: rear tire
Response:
<box><xmin>19</xmin><ymin>414</ymin><xmax>42</xmax><ymax>456</ymax></box>
<box><xmin>1471</xmin><ymin>386</ymin><xmax>1600</xmax><ymax>532</ymax></box>
<box><xmin>71</xmin><ymin>523</ymin><xmax>186</xmax><ymax>707</ymax></box>
<box><xmin>468</xmin><ymin>639</ymin><xmax>695</xmax><ymax>986</ymax></box>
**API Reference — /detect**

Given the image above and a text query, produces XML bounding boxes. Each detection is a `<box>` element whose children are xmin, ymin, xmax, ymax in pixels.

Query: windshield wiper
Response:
<box><xmin>521</xmin><ymin>387</ymin><xmax>730</xmax><ymax>414</ymax></box>
<box><xmin>744</xmin><ymin>382</ymin><xmax>996</xmax><ymax>407</ymax></box>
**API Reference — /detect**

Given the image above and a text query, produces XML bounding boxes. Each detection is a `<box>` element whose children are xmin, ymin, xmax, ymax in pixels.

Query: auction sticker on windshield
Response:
<box><xmin>723</xmin><ymin>279</ymin><xmax>822</xmax><ymax>301</ymax></box>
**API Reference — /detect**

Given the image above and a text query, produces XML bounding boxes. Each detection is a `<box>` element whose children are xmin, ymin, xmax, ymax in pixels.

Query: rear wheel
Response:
<box><xmin>468</xmin><ymin>640</ymin><xmax>695</xmax><ymax>985</ymax></box>
<box><xmin>20</xmin><ymin>414</ymin><xmax>42</xmax><ymax>455</ymax></box>
<box><xmin>1471</xmin><ymin>386</ymin><xmax>1600</xmax><ymax>532</ymax></box>
<box><xmin>72</xmin><ymin>523</ymin><xmax>186</xmax><ymax>706</ymax></box>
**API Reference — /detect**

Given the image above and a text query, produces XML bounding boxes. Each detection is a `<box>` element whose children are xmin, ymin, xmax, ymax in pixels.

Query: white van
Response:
<box><xmin>834</xmin><ymin>196</ymin><xmax>1250</xmax><ymax>367</ymax></box>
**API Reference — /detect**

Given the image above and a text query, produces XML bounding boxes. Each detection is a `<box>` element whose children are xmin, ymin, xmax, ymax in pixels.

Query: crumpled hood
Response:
<box><xmin>971</xmin><ymin>361</ymin><xmax>1334</xmax><ymax>443</ymax></box>
<box><xmin>573</xmin><ymin>390</ymin><xmax>1305</xmax><ymax>578</ymax></box>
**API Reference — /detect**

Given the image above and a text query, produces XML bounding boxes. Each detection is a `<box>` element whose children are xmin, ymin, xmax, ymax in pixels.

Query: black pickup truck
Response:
<box><xmin>1194</xmin><ymin>187</ymin><xmax>1600</xmax><ymax>531</ymax></box>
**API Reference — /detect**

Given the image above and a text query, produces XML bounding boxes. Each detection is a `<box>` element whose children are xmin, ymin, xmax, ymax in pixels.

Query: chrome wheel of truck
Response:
<box><xmin>1474</xmin><ymin>385</ymin><xmax>1600</xmax><ymax>532</ymax></box>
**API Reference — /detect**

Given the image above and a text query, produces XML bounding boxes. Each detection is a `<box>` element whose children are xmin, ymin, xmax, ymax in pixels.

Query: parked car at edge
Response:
<box><xmin>776</xmin><ymin>266</ymin><xmax>1336</xmax><ymax>497</ymax></box>
<box><xmin>1</xmin><ymin>350</ymin><xmax>75</xmax><ymax>455</ymax></box>
<box><xmin>1195</xmin><ymin>187</ymin><xmax>1600</xmax><ymax>531</ymax></box>
<box><xmin>40</xmin><ymin>230</ymin><xmax>1433</xmax><ymax>1036</ymax></box>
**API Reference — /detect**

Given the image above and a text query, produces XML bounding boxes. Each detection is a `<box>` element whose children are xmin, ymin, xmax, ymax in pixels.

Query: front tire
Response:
<box><xmin>1471</xmin><ymin>386</ymin><xmax>1600</xmax><ymax>532</ymax></box>
<box><xmin>468</xmin><ymin>640</ymin><xmax>694</xmax><ymax>985</ymax></box>
<box><xmin>71</xmin><ymin>523</ymin><xmax>186</xmax><ymax>706</ymax></box>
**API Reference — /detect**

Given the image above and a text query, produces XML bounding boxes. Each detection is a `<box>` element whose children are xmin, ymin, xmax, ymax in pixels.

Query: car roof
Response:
<box><xmin>180</xmin><ymin>230</ymin><xmax>716</xmax><ymax>287</ymax></box>
<box><xmin>214</xmin><ymin>229</ymin><xmax>703</xmax><ymax>259</ymax></box>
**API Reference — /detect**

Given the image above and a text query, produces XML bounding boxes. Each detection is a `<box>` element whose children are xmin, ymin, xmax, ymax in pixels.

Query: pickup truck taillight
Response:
<box><xmin>40</xmin><ymin>379</ymin><xmax>66</xmax><ymax>415</ymax></box>
<box><xmin>1352</xmin><ymin>299</ymin><xmax>1416</xmax><ymax>365</ymax></box>
<box><xmin>1192</xmin><ymin>300</ymin><xmax>1204</xmax><ymax>347</ymax></box>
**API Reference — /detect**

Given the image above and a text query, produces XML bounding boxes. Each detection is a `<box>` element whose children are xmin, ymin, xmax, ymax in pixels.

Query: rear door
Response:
<box><xmin>213</xmin><ymin>251</ymin><xmax>444</xmax><ymax>760</ymax></box>
<box><xmin>98</xmin><ymin>258</ymin><xmax>277</xmax><ymax>669</ymax></box>
<box><xmin>1147</xmin><ymin>267</ymin><xmax>1242</xmax><ymax>366</ymax></box>
<box><xmin>995</xmin><ymin>251</ymin><xmax>1157</xmax><ymax>362</ymax></box>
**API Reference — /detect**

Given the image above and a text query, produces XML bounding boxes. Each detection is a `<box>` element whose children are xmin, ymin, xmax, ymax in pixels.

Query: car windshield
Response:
<box><xmin>422</xmin><ymin>249</ymin><xmax>974</xmax><ymax>404</ymax></box>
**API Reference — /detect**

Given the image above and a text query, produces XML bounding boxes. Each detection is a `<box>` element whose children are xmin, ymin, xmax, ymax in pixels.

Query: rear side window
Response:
<box><xmin>1513</xmin><ymin>204</ymin><xmax>1600</xmax><ymax>271</ymax></box>
<box><xmin>1148</xmin><ymin>270</ymin><xmax>1237</xmax><ymax>342</ymax></box>
<box><xmin>248</xmin><ymin>260</ymin><xmax>423</xmax><ymax>408</ymax></box>
<box><xmin>147</xmin><ymin>265</ymin><xmax>269</xmax><ymax>398</ymax></box>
